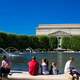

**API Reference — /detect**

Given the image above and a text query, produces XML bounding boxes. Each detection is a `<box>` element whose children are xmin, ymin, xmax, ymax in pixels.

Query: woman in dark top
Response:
<box><xmin>49</xmin><ymin>62</ymin><xmax>59</xmax><ymax>75</ymax></box>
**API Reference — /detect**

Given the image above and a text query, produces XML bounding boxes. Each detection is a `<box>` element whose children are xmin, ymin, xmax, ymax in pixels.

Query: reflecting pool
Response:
<box><xmin>10</xmin><ymin>52</ymin><xmax>80</xmax><ymax>73</ymax></box>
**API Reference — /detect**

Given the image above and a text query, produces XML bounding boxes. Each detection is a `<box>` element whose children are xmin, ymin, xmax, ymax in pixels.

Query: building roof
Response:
<box><xmin>38</xmin><ymin>24</ymin><xmax>80</xmax><ymax>29</ymax></box>
<box><xmin>48</xmin><ymin>31</ymin><xmax>71</xmax><ymax>36</ymax></box>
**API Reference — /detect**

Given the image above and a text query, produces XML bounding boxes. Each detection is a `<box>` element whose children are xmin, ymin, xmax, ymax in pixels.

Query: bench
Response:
<box><xmin>8</xmin><ymin>72</ymin><xmax>73</xmax><ymax>80</ymax></box>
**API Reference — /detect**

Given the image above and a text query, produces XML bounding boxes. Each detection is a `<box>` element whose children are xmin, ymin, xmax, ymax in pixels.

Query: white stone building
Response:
<box><xmin>36</xmin><ymin>24</ymin><xmax>80</xmax><ymax>36</ymax></box>
<box><xmin>36</xmin><ymin>24</ymin><xmax>80</xmax><ymax>48</ymax></box>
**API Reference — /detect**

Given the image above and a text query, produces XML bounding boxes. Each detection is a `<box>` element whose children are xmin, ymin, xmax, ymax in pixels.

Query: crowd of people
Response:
<box><xmin>0</xmin><ymin>55</ymin><xmax>80</xmax><ymax>80</ymax></box>
<box><xmin>28</xmin><ymin>56</ymin><xmax>59</xmax><ymax>75</ymax></box>
<box><xmin>28</xmin><ymin>56</ymin><xmax>80</xmax><ymax>80</ymax></box>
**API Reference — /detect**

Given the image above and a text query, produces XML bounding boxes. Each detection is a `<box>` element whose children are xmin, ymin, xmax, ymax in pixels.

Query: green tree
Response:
<box><xmin>0</xmin><ymin>32</ymin><xmax>8</xmax><ymax>48</ymax></box>
<box><xmin>62</xmin><ymin>36</ymin><xmax>80</xmax><ymax>51</ymax></box>
<box><xmin>38</xmin><ymin>36</ymin><xmax>49</xmax><ymax>50</ymax></box>
<box><xmin>49</xmin><ymin>36</ymin><xmax>57</xmax><ymax>50</ymax></box>
<box><xmin>31</xmin><ymin>36</ymin><xmax>39</xmax><ymax>49</ymax></box>
<box><xmin>70</xmin><ymin>36</ymin><xmax>80</xmax><ymax>50</ymax></box>
<box><xmin>62</xmin><ymin>37</ymin><xmax>71</xmax><ymax>49</ymax></box>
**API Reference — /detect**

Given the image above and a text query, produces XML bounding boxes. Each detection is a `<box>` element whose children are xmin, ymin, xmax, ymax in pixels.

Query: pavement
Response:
<box><xmin>8</xmin><ymin>71</ymin><xmax>73</xmax><ymax>80</ymax></box>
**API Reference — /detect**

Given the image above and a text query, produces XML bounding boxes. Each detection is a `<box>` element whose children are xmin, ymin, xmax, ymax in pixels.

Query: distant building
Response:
<box><xmin>36</xmin><ymin>24</ymin><xmax>80</xmax><ymax>48</ymax></box>
<box><xmin>36</xmin><ymin>24</ymin><xmax>80</xmax><ymax>36</ymax></box>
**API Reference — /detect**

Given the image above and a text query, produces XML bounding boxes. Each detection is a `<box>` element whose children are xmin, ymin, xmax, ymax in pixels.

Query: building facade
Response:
<box><xmin>36</xmin><ymin>24</ymin><xmax>80</xmax><ymax>48</ymax></box>
<box><xmin>36</xmin><ymin>24</ymin><xmax>80</xmax><ymax>36</ymax></box>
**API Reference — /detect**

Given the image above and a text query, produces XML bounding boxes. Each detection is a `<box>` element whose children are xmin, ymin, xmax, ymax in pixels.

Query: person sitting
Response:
<box><xmin>49</xmin><ymin>62</ymin><xmax>59</xmax><ymax>75</ymax></box>
<box><xmin>40</xmin><ymin>58</ymin><xmax>49</xmax><ymax>75</ymax></box>
<box><xmin>28</xmin><ymin>56</ymin><xmax>39</xmax><ymax>75</ymax></box>
<box><xmin>0</xmin><ymin>55</ymin><xmax>11</xmax><ymax>79</ymax></box>
<box><xmin>64</xmin><ymin>57</ymin><xmax>80</xmax><ymax>80</ymax></box>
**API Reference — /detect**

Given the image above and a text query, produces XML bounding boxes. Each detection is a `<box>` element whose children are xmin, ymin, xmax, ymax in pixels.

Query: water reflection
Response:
<box><xmin>57</xmin><ymin>52</ymin><xmax>63</xmax><ymax>73</ymax></box>
<box><xmin>0</xmin><ymin>48</ymin><xmax>80</xmax><ymax>74</ymax></box>
<box><xmin>10</xmin><ymin>52</ymin><xmax>80</xmax><ymax>74</ymax></box>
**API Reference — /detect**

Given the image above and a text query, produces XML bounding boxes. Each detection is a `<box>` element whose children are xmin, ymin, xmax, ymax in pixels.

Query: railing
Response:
<box><xmin>0</xmin><ymin>48</ymin><xmax>10</xmax><ymax>57</ymax></box>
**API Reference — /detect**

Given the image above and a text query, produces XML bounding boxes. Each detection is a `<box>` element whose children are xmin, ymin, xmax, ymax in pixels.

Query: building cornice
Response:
<box><xmin>38</xmin><ymin>24</ymin><xmax>80</xmax><ymax>29</ymax></box>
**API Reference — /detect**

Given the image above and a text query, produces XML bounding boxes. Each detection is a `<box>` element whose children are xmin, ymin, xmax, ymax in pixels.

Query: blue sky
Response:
<box><xmin>0</xmin><ymin>0</ymin><xmax>80</xmax><ymax>35</ymax></box>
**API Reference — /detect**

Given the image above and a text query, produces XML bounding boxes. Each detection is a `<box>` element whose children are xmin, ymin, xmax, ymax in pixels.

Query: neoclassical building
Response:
<box><xmin>36</xmin><ymin>24</ymin><xmax>80</xmax><ymax>48</ymax></box>
<box><xmin>36</xmin><ymin>24</ymin><xmax>80</xmax><ymax>36</ymax></box>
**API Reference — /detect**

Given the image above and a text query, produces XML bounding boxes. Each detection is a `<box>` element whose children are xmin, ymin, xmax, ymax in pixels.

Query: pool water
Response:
<box><xmin>10</xmin><ymin>52</ymin><xmax>80</xmax><ymax>74</ymax></box>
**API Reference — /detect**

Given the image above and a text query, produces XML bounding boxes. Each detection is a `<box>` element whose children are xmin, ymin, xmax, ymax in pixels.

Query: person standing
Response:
<box><xmin>28</xmin><ymin>56</ymin><xmax>39</xmax><ymax>75</ymax></box>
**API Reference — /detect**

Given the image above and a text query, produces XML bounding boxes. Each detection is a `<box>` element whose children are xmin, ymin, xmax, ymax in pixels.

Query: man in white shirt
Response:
<box><xmin>64</xmin><ymin>57</ymin><xmax>80</xmax><ymax>80</ymax></box>
<box><xmin>64</xmin><ymin>57</ymin><xmax>75</xmax><ymax>73</ymax></box>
